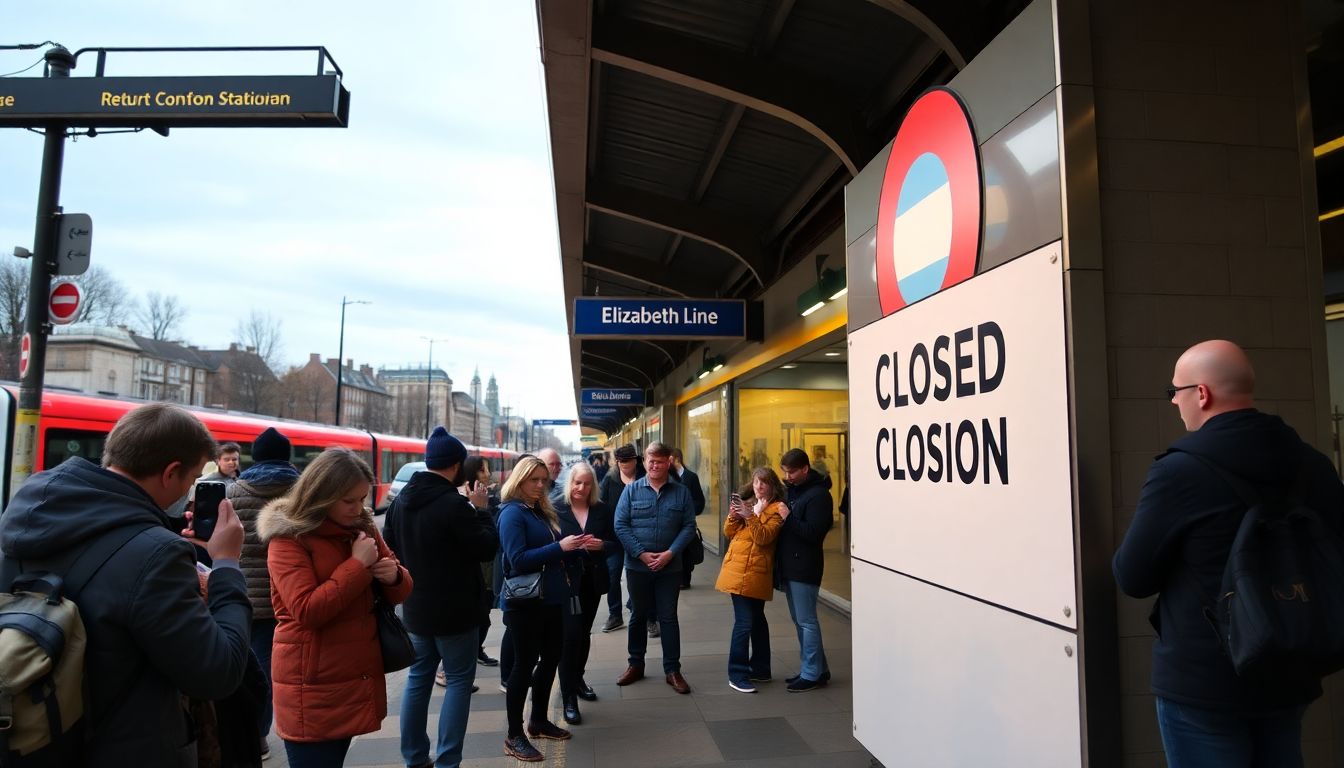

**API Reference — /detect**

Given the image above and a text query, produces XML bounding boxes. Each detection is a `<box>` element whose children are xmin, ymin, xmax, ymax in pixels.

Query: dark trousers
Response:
<box><xmin>499</xmin><ymin>626</ymin><xmax>514</xmax><ymax>684</ymax></box>
<box><xmin>504</xmin><ymin>603</ymin><xmax>564</xmax><ymax>737</ymax></box>
<box><xmin>283</xmin><ymin>737</ymin><xmax>352</xmax><ymax>768</ymax></box>
<box><xmin>605</xmin><ymin>546</ymin><xmax>624</xmax><ymax>616</ymax></box>
<box><xmin>478</xmin><ymin>593</ymin><xmax>493</xmax><ymax>652</ymax></box>
<box><xmin>249</xmin><ymin>618</ymin><xmax>277</xmax><ymax>735</ymax></box>
<box><xmin>626</xmin><ymin>567</ymin><xmax>683</xmax><ymax>673</ymax></box>
<box><xmin>559</xmin><ymin>578</ymin><xmax>602</xmax><ymax>695</ymax></box>
<box><xmin>728</xmin><ymin>594</ymin><xmax>771</xmax><ymax>684</ymax></box>
<box><xmin>681</xmin><ymin>562</ymin><xmax>695</xmax><ymax>587</ymax></box>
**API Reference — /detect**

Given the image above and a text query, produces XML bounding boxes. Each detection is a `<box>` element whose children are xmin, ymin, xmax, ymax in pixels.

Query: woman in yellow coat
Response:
<box><xmin>715</xmin><ymin>467</ymin><xmax>786</xmax><ymax>693</ymax></box>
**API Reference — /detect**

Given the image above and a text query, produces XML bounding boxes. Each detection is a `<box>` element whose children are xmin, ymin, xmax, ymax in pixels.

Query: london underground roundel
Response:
<box><xmin>876</xmin><ymin>88</ymin><xmax>981</xmax><ymax>316</ymax></box>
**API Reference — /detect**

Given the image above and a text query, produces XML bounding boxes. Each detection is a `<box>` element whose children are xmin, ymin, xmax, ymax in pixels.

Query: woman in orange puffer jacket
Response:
<box><xmin>258</xmin><ymin>447</ymin><xmax>412</xmax><ymax>767</ymax></box>
<box><xmin>714</xmin><ymin>467</ymin><xmax>785</xmax><ymax>694</ymax></box>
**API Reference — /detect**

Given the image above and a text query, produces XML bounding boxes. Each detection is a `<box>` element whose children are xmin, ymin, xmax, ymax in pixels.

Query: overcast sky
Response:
<box><xmin>0</xmin><ymin>2</ymin><xmax>581</xmax><ymax>439</ymax></box>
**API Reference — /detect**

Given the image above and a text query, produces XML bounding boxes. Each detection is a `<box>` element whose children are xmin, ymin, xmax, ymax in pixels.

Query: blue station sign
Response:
<box><xmin>573</xmin><ymin>298</ymin><xmax>748</xmax><ymax>339</ymax></box>
<box><xmin>580</xmin><ymin>388</ymin><xmax>645</xmax><ymax>406</ymax></box>
<box><xmin>533</xmin><ymin>419</ymin><xmax>578</xmax><ymax>426</ymax></box>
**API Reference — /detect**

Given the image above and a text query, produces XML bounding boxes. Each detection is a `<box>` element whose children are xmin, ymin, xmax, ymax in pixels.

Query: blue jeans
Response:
<box><xmin>1155</xmin><ymin>697</ymin><xmax>1305</xmax><ymax>768</ymax></box>
<box><xmin>250</xmin><ymin>618</ymin><xmax>277</xmax><ymax>736</ymax></box>
<box><xmin>283</xmin><ymin>738</ymin><xmax>351</xmax><ymax>768</ymax></box>
<box><xmin>626</xmin><ymin>567</ymin><xmax>682</xmax><ymax>673</ymax></box>
<box><xmin>728</xmin><ymin>594</ymin><xmax>770</xmax><ymax>684</ymax></box>
<box><xmin>784</xmin><ymin>580</ymin><xmax>828</xmax><ymax>681</ymax></box>
<box><xmin>606</xmin><ymin>548</ymin><xmax>624</xmax><ymax>616</ymax></box>
<box><xmin>401</xmin><ymin>629</ymin><xmax>479</xmax><ymax>768</ymax></box>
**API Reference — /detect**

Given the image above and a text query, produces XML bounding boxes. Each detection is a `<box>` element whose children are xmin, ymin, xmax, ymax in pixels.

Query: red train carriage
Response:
<box><xmin>0</xmin><ymin>388</ymin><xmax>518</xmax><ymax>510</ymax></box>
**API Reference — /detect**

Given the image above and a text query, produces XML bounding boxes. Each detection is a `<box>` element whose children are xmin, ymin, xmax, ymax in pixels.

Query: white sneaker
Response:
<box><xmin>728</xmin><ymin>680</ymin><xmax>757</xmax><ymax>694</ymax></box>
<box><xmin>499</xmin><ymin>682</ymin><xmax>508</xmax><ymax>693</ymax></box>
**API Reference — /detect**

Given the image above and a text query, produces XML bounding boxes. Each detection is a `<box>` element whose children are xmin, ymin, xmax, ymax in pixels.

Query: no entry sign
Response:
<box><xmin>49</xmin><ymin>281</ymin><xmax>82</xmax><ymax>325</ymax></box>
<box><xmin>18</xmin><ymin>333</ymin><xmax>30</xmax><ymax>378</ymax></box>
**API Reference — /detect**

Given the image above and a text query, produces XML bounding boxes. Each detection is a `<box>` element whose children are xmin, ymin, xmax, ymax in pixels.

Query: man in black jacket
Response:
<box><xmin>384</xmin><ymin>427</ymin><xmax>497</xmax><ymax>768</ymax></box>
<box><xmin>671</xmin><ymin>448</ymin><xmax>706</xmax><ymax>589</ymax></box>
<box><xmin>776</xmin><ymin>448</ymin><xmax>834</xmax><ymax>692</ymax></box>
<box><xmin>0</xmin><ymin>403</ymin><xmax>252</xmax><ymax>767</ymax></box>
<box><xmin>1114</xmin><ymin>339</ymin><xmax>1344</xmax><ymax>766</ymax></box>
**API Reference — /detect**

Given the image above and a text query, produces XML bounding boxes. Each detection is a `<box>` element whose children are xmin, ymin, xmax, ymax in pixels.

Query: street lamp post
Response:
<box><xmin>421</xmin><ymin>336</ymin><xmax>448</xmax><ymax>439</ymax></box>
<box><xmin>334</xmin><ymin>296</ymin><xmax>370</xmax><ymax>426</ymax></box>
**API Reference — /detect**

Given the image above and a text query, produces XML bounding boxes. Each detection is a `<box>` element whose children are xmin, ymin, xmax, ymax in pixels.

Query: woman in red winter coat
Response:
<box><xmin>258</xmin><ymin>447</ymin><xmax>412</xmax><ymax>768</ymax></box>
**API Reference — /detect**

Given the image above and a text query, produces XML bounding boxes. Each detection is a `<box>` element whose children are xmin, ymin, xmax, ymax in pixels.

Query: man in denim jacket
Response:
<box><xmin>613</xmin><ymin>442</ymin><xmax>697</xmax><ymax>693</ymax></box>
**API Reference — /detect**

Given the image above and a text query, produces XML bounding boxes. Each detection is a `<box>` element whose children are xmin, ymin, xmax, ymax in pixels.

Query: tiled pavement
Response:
<box><xmin>263</xmin><ymin>555</ymin><xmax>872</xmax><ymax>767</ymax></box>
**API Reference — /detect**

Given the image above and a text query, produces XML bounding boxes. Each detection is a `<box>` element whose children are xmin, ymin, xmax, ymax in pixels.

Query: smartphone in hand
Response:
<box><xmin>193</xmin><ymin>481</ymin><xmax>226</xmax><ymax>541</ymax></box>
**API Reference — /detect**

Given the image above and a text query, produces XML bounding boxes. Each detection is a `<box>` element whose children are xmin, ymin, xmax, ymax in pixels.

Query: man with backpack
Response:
<box><xmin>1113</xmin><ymin>339</ymin><xmax>1344</xmax><ymax>766</ymax></box>
<box><xmin>0</xmin><ymin>403</ymin><xmax>252</xmax><ymax>766</ymax></box>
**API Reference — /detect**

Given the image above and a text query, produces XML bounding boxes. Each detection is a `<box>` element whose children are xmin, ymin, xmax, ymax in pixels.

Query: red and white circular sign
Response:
<box><xmin>49</xmin><ymin>281</ymin><xmax>82</xmax><ymax>325</ymax></box>
<box><xmin>18</xmin><ymin>332</ymin><xmax>30</xmax><ymax>378</ymax></box>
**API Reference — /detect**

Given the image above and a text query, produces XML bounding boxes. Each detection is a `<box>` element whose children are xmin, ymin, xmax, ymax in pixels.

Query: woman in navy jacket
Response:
<box><xmin>496</xmin><ymin>455</ymin><xmax>591</xmax><ymax>762</ymax></box>
<box><xmin>555</xmin><ymin>460</ymin><xmax>620</xmax><ymax>724</ymax></box>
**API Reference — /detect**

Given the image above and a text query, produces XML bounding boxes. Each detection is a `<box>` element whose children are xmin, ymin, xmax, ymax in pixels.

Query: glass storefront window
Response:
<box><xmin>679</xmin><ymin>389</ymin><xmax>726</xmax><ymax>554</ymax></box>
<box><xmin>737</xmin><ymin>388</ymin><xmax>850</xmax><ymax>601</ymax></box>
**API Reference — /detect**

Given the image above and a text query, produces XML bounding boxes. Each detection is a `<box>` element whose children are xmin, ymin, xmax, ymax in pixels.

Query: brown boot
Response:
<box><xmin>616</xmin><ymin>665</ymin><xmax>645</xmax><ymax>685</ymax></box>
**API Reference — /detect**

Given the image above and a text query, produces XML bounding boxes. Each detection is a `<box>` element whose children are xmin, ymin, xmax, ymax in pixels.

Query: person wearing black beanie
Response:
<box><xmin>226</xmin><ymin>427</ymin><xmax>301</xmax><ymax>758</ymax></box>
<box><xmin>383</xmin><ymin>427</ymin><xmax>498</xmax><ymax>768</ymax></box>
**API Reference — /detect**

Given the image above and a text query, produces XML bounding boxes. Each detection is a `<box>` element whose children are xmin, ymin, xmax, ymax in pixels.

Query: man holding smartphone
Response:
<box><xmin>613</xmin><ymin>442</ymin><xmax>698</xmax><ymax>694</ymax></box>
<box><xmin>0</xmin><ymin>403</ymin><xmax>252</xmax><ymax>766</ymax></box>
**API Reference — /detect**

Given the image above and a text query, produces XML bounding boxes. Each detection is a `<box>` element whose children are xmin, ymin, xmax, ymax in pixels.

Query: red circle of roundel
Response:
<box><xmin>875</xmin><ymin>88</ymin><xmax>981</xmax><ymax>316</ymax></box>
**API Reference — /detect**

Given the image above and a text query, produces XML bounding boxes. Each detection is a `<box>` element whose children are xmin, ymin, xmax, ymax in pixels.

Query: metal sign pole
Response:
<box><xmin>9</xmin><ymin>46</ymin><xmax>74</xmax><ymax>497</ymax></box>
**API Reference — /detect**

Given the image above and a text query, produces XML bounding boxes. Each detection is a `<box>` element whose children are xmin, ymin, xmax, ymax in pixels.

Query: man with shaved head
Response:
<box><xmin>1114</xmin><ymin>339</ymin><xmax>1344</xmax><ymax>766</ymax></box>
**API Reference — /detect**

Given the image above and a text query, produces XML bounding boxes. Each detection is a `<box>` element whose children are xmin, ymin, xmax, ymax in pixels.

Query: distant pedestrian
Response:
<box><xmin>226</xmin><ymin>426</ymin><xmax>299</xmax><ymax>759</ymax></box>
<box><xmin>259</xmin><ymin>447</ymin><xmax>412</xmax><ymax>767</ymax></box>
<box><xmin>201</xmin><ymin>441</ymin><xmax>241</xmax><ymax>484</ymax></box>
<box><xmin>670</xmin><ymin>447</ymin><xmax>706</xmax><ymax>588</ymax></box>
<box><xmin>598</xmin><ymin>444</ymin><xmax>643</xmax><ymax>633</ymax></box>
<box><xmin>614</xmin><ymin>442</ymin><xmax>697</xmax><ymax>695</ymax></box>
<box><xmin>776</xmin><ymin>448</ymin><xmax>833</xmax><ymax>692</ymax></box>
<box><xmin>1113</xmin><ymin>340</ymin><xmax>1344</xmax><ymax>766</ymax></box>
<box><xmin>497</xmin><ymin>455</ymin><xmax>590</xmax><ymax>762</ymax></box>
<box><xmin>716</xmin><ymin>470</ymin><xmax>784</xmax><ymax>693</ymax></box>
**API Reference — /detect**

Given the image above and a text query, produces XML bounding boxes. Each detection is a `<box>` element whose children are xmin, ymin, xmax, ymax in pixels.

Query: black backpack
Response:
<box><xmin>1188</xmin><ymin>454</ymin><xmax>1344</xmax><ymax>680</ymax></box>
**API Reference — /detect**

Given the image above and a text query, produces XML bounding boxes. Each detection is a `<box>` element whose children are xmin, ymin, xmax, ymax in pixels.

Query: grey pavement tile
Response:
<box><xmin>695</xmin><ymin>685</ymin><xmax>845</xmax><ymax>722</ymax></box>
<box><xmin>785</xmin><ymin>711</ymin><xmax>866</xmax><ymax>754</ymax></box>
<box><xmin>713</xmin><ymin>751</ymin><xmax>875</xmax><ymax>767</ymax></box>
<box><xmin>706</xmin><ymin>716</ymin><xmax>813</xmax><ymax>761</ymax></box>
<box><xmin>590</xmin><ymin>720</ymin><xmax>724</xmax><ymax>768</ymax></box>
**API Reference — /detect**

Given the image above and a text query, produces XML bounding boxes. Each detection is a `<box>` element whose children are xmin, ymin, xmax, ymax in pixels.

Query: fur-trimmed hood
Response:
<box><xmin>257</xmin><ymin>497</ymin><xmax>375</xmax><ymax>543</ymax></box>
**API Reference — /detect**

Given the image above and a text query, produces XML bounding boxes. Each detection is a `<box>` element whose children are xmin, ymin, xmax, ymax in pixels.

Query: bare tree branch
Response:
<box><xmin>74</xmin><ymin>266</ymin><xmax>133</xmax><ymax>326</ymax></box>
<box><xmin>0</xmin><ymin>259</ymin><xmax>28</xmax><ymax>379</ymax></box>
<box><xmin>233</xmin><ymin>309</ymin><xmax>285</xmax><ymax>373</ymax></box>
<box><xmin>138</xmin><ymin>291</ymin><xmax>187</xmax><ymax>341</ymax></box>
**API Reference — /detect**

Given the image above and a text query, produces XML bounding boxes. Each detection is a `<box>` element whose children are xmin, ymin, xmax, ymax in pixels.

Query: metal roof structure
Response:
<box><xmin>537</xmin><ymin>0</ymin><xmax>1031</xmax><ymax>432</ymax></box>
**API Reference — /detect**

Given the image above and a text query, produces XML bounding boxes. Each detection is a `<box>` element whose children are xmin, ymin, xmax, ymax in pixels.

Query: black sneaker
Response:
<box><xmin>477</xmin><ymin>649</ymin><xmax>499</xmax><ymax>666</ymax></box>
<box><xmin>787</xmin><ymin>676</ymin><xmax>828</xmax><ymax>692</ymax></box>
<box><xmin>601</xmin><ymin>613</ymin><xmax>625</xmax><ymax>633</ymax></box>
<box><xmin>504</xmin><ymin>735</ymin><xmax>544</xmax><ymax>762</ymax></box>
<box><xmin>647</xmin><ymin>620</ymin><xmax>661</xmax><ymax>638</ymax></box>
<box><xmin>527</xmin><ymin>720</ymin><xmax>572</xmax><ymax>741</ymax></box>
<box><xmin>749</xmin><ymin>673</ymin><xmax>773</xmax><ymax>682</ymax></box>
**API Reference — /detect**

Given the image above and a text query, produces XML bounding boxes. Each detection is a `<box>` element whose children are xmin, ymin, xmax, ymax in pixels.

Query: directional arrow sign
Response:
<box><xmin>55</xmin><ymin>213</ymin><xmax>91</xmax><ymax>276</ymax></box>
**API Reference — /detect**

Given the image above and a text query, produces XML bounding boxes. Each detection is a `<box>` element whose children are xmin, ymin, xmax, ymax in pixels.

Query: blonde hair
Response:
<box><xmin>564</xmin><ymin>460</ymin><xmax>600</xmax><ymax>508</ymax></box>
<box><xmin>501</xmin><ymin>455</ymin><xmax>559</xmax><ymax>532</ymax></box>
<box><xmin>258</xmin><ymin>447</ymin><xmax>375</xmax><ymax>541</ymax></box>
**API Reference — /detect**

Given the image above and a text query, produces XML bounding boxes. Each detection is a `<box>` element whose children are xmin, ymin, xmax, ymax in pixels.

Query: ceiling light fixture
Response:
<box><xmin>797</xmin><ymin>254</ymin><xmax>847</xmax><ymax>316</ymax></box>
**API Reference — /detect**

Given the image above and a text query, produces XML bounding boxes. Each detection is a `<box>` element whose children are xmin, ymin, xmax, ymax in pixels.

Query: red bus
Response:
<box><xmin>0</xmin><ymin>387</ymin><xmax>520</xmax><ymax>510</ymax></box>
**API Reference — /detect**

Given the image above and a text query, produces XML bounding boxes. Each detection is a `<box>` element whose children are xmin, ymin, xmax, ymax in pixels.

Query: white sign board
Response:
<box><xmin>852</xmin><ymin>560</ymin><xmax>1082</xmax><ymax>768</ymax></box>
<box><xmin>848</xmin><ymin>241</ymin><xmax>1075</xmax><ymax>626</ymax></box>
<box><xmin>55</xmin><ymin>212</ymin><xmax>92</xmax><ymax>277</ymax></box>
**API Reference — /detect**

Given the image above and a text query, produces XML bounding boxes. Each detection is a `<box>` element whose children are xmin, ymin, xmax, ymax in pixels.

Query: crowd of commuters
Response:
<box><xmin>0</xmin><ymin>400</ymin><xmax>844</xmax><ymax>767</ymax></box>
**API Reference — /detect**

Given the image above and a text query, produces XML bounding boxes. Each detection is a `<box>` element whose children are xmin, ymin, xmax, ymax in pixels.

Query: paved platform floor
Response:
<box><xmin>262</xmin><ymin>554</ymin><xmax>872</xmax><ymax>767</ymax></box>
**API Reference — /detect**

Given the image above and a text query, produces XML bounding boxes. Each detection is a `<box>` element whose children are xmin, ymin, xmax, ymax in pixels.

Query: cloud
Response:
<box><xmin>0</xmin><ymin>0</ymin><xmax>581</xmax><ymax>423</ymax></box>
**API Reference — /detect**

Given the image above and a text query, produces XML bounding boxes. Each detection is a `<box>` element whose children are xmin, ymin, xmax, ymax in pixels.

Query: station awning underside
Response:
<box><xmin>538</xmin><ymin>0</ymin><xmax>1030</xmax><ymax>433</ymax></box>
<box><xmin>540</xmin><ymin>1</ymin><xmax>1344</xmax><ymax>434</ymax></box>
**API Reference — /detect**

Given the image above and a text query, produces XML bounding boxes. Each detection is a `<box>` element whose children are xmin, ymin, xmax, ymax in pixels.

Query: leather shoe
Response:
<box><xmin>616</xmin><ymin>665</ymin><xmax>645</xmax><ymax>686</ymax></box>
<box><xmin>562</xmin><ymin>694</ymin><xmax>582</xmax><ymax>725</ymax></box>
<box><xmin>665</xmin><ymin>671</ymin><xmax>691</xmax><ymax>694</ymax></box>
<box><xmin>577</xmin><ymin>681</ymin><xmax>598</xmax><ymax>701</ymax></box>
